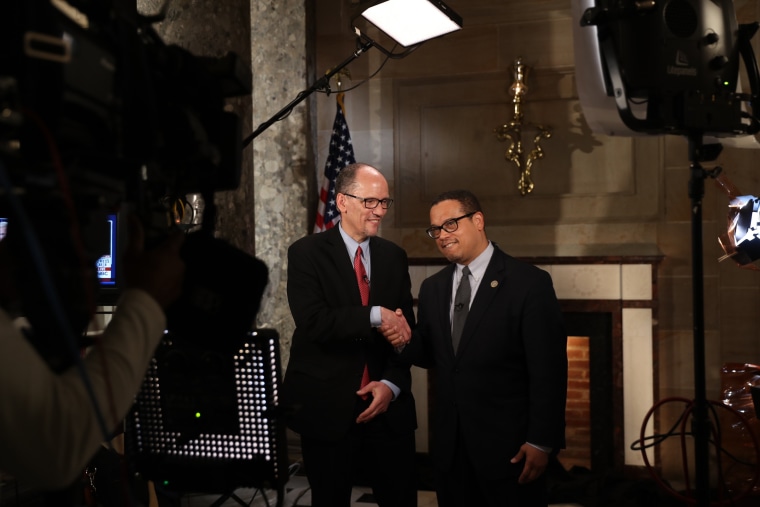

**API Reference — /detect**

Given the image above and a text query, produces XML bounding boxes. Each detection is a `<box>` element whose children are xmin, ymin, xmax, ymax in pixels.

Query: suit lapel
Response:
<box><xmin>435</xmin><ymin>264</ymin><xmax>457</xmax><ymax>357</ymax></box>
<box><xmin>455</xmin><ymin>250</ymin><xmax>507</xmax><ymax>356</ymax></box>
<box><xmin>326</xmin><ymin>226</ymin><xmax>362</xmax><ymax>304</ymax></box>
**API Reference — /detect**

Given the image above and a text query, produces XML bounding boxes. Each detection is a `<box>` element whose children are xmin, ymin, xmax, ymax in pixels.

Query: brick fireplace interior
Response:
<box><xmin>562</xmin><ymin>310</ymin><xmax>617</xmax><ymax>472</ymax></box>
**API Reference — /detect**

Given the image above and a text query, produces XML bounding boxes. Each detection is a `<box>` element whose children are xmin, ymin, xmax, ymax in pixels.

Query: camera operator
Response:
<box><xmin>0</xmin><ymin>214</ymin><xmax>185</xmax><ymax>491</ymax></box>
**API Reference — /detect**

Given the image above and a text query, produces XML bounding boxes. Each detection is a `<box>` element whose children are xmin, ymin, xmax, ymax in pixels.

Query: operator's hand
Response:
<box><xmin>355</xmin><ymin>381</ymin><xmax>392</xmax><ymax>424</ymax></box>
<box><xmin>123</xmin><ymin>214</ymin><xmax>186</xmax><ymax>309</ymax></box>
<box><xmin>511</xmin><ymin>443</ymin><xmax>549</xmax><ymax>484</ymax></box>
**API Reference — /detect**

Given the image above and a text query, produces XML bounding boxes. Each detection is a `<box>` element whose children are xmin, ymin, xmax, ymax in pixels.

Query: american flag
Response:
<box><xmin>314</xmin><ymin>93</ymin><xmax>356</xmax><ymax>233</ymax></box>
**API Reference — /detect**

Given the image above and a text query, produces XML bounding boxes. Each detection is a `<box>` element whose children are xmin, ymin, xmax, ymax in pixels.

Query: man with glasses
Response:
<box><xmin>282</xmin><ymin>163</ymin><xmax>418</xmax><ymax>507</ymax></box>
<box><xmin>382</xmin><ymin>189</ymin><xmax>568</xmax><ymax>507</ymax></box>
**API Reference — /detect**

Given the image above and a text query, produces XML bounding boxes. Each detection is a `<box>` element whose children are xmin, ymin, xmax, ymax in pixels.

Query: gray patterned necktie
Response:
<box><xmin>451</xmin><ymin>266</ymin><xmax>471</xmax><ymax>351</ymax></box>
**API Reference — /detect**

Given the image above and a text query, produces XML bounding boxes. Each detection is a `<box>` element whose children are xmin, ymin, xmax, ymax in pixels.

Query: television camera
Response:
<box><xmin>0</xmin><ymin>0</ymin><xmax>265</xmax><ymax>367</ymax></box>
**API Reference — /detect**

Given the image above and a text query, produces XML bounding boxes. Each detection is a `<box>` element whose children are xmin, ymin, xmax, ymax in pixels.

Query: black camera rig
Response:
<box><xmin>0</xmin><ymin>0</ymin><xmax>261</xmax><ymax>367</ymax></box>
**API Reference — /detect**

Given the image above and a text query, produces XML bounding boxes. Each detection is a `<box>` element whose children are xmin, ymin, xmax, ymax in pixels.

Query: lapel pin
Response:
<box><xmin>491</xmin><ymin>280</ymin><xmax>498</xmax><ymax>288</ymax></box>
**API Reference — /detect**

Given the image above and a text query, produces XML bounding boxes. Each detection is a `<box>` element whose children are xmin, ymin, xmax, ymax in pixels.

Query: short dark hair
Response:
<box><xmin>335</xmin><ymin>163</ymin><xmax>366</xmax><ymax>195</ymax></box>
<box><xmin>431</xmin><ymin>190</ymin><xmax>482</xmax><ymax>215</ymax></box>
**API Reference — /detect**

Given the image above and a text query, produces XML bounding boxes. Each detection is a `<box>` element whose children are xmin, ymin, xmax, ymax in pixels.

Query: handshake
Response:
<box><xmin>378</xmin><ymin>307</ymin><xmax>411</xmax><ymax>349</ymax></box>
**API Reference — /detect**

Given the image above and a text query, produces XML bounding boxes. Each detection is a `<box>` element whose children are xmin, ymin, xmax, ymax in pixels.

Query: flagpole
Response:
<box><xmin>242</xmin><ymin>39</ymin><xmax>373</xmax><ymax>148</ymax></box>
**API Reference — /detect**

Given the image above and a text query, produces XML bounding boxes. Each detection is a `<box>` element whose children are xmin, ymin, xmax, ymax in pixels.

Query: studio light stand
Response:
<box><xmin>242</xmin><ymin>39</ymin><xmax>373</xmax><ymax>148</ymax></box>
<box><xmin>574</xmin><ymin>1</ymin><xmax>760</xmax><ymax>505</ymax></box>
<box><xmin>241</xmin><ymin>0</ymin><xmax>462</xmax><ymax>147</ymax></box>
<box><xmin>687</xmin><ymin>135</ymin><xmax>724</xmax><ymax>506</ymax></box>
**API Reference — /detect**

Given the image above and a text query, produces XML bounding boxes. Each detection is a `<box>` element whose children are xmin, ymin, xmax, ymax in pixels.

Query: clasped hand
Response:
<box><xmin>378</xmin><ymin>307</ymin><xmax>410</xmax><ymax>348</ymax></box>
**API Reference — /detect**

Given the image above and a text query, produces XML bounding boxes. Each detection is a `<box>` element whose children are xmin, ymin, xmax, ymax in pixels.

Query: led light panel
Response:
<box><xmin>361</xmin><ymin>0</ymin><xmax>462</xmax><ymax>47</ymax></box>
<box><xmin>125</xmin><ymin>329</ymin><xmax>287</xmax><ymax>494</ymax></box>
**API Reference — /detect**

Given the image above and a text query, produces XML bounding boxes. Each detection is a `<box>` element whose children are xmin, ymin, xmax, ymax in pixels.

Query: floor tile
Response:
<box><xmin>177</xmin><ymin>474</ymin><xmax>582</xmax><ymax>506</ymax></box>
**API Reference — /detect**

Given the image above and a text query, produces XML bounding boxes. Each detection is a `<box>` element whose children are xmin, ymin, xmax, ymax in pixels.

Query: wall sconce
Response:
<box><xmin>494</xmin><ymin>58</ymin><xmax>552</xmax><ymax>196</ymax></box>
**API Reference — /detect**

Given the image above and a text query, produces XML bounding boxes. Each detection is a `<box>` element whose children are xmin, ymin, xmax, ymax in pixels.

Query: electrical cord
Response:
<box><xmin>290</xmin><ymin>486</ymin><xmax>311</xmax><ymax>507</ymax></box>
<box><xmin>218</xmin><ymin>461</ymin><xmax>303</xmax><ymax>507</ymax></box>
<box><xmin>285</xmin><ymin>460</ymin><xmax>311</xmax><ymax>507</ymax></box>
<box><xmin>633</xmin><ymin>396</ymin><xmax>760</xmax><ymax>506</ymax></box>
<box><xmin>247</xmin><ymin>38</ymin><xmax>395</xmax><ymax>132</ymax></box>
<box><xmin>325</xmin><ymin>49</ymin><xmax>393</xmax><ymax>95</ymax></box>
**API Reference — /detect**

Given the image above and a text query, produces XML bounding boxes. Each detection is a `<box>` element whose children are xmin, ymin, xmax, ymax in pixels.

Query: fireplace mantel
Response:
<box><xmin>408</xmin><ymin>246</ymin><xmax>663</xmax><ymax>472</ymax></box>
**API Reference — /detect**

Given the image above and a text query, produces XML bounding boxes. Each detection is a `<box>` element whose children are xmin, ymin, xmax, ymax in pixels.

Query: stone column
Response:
<box><xmin>249</xmin><ymin>0</ymin><xmax>311</xmax><ymax>366</ymax></box>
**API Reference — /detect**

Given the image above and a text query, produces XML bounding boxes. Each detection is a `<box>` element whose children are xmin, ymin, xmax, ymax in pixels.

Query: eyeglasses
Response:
<box><xmin>426</xmin><ymin>211</ymin><xmax>476</xmax><ymax>239</ymax></box>
<box><xmin>343</xmin><ymin>193</ymin><xmax>394</xmax><ymax>209</ymax></box>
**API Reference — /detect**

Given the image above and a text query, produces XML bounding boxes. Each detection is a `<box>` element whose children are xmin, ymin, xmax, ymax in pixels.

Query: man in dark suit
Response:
<box><xmin>382</xmin><ymin>189</ymin><xmax>567</xmax><ymax>507</ymax></box>
<box><xmin>281</xmin><ymin>163</ymin><xmax>418</xmax><ymax>507</ymax></box>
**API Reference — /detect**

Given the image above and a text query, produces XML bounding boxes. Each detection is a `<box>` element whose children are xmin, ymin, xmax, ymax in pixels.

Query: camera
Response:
<box><xmin>0</xmin><ymin>0</ymin><xmax>263</xmax><ymax>368</ymax></box>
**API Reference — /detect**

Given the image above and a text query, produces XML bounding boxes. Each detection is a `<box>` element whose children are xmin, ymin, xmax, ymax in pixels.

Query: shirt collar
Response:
<box><xmin>338</xmin><ymin>222</ymin><xmax>370</xmax><ymax>261</ymax></box>
<box><xmin>456</xmin><ymin>241</ymin><xmax>494</xmax><ymax>283</ymax></box>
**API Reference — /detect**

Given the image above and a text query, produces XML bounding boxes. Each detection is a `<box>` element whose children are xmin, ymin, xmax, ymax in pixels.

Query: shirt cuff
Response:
<box><xmin>370</xmin><ymin>306</ymin><xmax>381</xmax><ymax>327</ymax></box>
<box><xmin>527</xmin><ymin>442</ymin><xmax>552</xmax><ymax>454</ymax></box>
<box><xmin>380</xmin><ymin>379</ymin><xmax>400</xmax><ymax>400</ymax></box>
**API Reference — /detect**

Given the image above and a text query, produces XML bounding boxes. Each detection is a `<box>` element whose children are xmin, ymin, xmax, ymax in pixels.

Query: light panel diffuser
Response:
<box><xmin>361</xmin><ymin>0</ymin><xmax>462</xmax><ymax>47</ymax></box>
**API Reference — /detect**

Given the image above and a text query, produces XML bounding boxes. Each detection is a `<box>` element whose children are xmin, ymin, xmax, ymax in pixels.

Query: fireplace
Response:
<box><xmin>563</xmin><ymin>311</ymin><xmax>616</xmax><ymax>472</ymax></box>
<box><xmin>409</xmin><ymin>249</ymin><xmax>662</xmax><ymax>474</ymax></box>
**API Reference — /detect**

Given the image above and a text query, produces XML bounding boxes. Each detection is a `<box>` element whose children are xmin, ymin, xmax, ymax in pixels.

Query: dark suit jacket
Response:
<box><xmin>407</xmin><ymin>245</ymin><xmax>567</xmax><ymax>480</ymax></box>
<box><xmin>281</xmin><ymin>225</ymin><xmax>417</xmax><ymax>441</ymax></box>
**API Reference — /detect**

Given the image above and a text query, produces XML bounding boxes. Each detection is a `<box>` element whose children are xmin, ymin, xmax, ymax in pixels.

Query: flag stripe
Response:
<box><xmin>314</xmin><ymin>93</ymin><xmax>356</xmax><ymax>233</ymax></box>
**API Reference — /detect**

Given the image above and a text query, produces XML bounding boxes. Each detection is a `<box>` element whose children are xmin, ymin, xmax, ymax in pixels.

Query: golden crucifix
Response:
<box><xmin>494</xmin><ymin>58</ymin><xmax>552</xmax><ymax>196</ymax></box>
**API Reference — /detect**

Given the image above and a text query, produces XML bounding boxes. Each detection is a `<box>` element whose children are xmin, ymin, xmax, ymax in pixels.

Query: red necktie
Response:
<box><xmin>354</xmin><ymin>246</ymin><xmax>371</xmax><ymax>396</ymax></box>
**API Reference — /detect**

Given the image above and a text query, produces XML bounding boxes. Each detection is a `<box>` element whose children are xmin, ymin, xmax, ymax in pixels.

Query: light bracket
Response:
<box><xmin>244</xmin><ymin>1</ymin><xmax>462</xmax><ymax>146</ymax></box>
